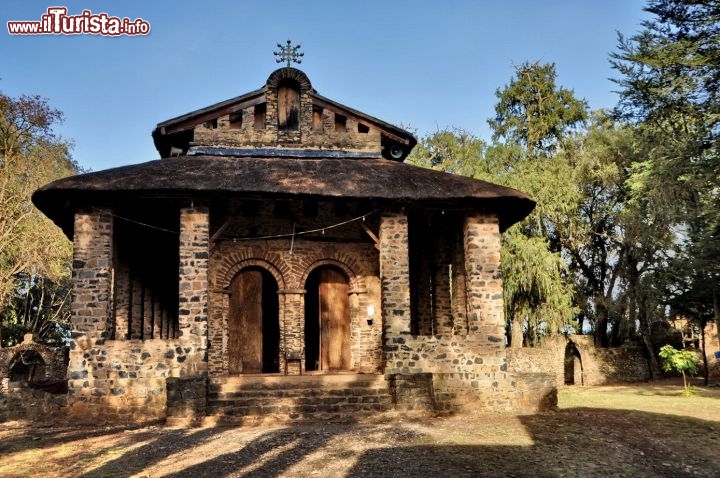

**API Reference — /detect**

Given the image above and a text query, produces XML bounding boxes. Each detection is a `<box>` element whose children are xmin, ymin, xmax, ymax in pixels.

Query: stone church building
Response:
<box><xmin>32</xmin><ymin>66</ymin><xmax>555</xmax><ymax>423</ymax></box>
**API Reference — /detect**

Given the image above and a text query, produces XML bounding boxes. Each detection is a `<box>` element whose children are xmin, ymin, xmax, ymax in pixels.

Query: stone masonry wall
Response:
<box><xmin>507</xmin><ymin>335</ymin><xmax>651</xmax><ymax>386</ymax></box>
<box><xmin>380</xmin><ymin>211</ymin><xmax>553</xmax><ymax>412</ymax></box>
<box><xmin>379</xmin><ymin>210</ymin><xmax>412</xmax><ymax>369</ymax></box>
<box><xmin>71</xmin><ymin>210</ymin><xmax>113</xmax><ymax>341</ymax></box>
<box><xmin>506</xmin><ymin>338</ymin><xmax>567</xmax><ymax>386</ymax></box>
<box><xmin>178</xmin><ymin>207</ymin><xmax>209</xmax><ymax>348</ymax></box>
<box><xmin>0</xmin><ymin>339</ymin><xmax>69</xmax><ymax>421</ymax></box>
<box><xmin>64</xmin><ymin>207</ymin><xmax>209</xmax><ymax>423</ymax></box>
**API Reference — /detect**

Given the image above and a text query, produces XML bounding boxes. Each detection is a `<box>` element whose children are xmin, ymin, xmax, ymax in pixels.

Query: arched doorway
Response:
<box><xmin>304</xmin><ymin>266</ymin><xmax>351</xmax><ymax>372</ymax></box>
<box><xmin>564</xmin><ymin>342</ymin><xmax>583</xmax><ymax>385</ymax></box>
<box><xmin>9</xmin><ymin>350</ymin><xmax>46</xmax><ymax>383</ymax></box>
<box><xmin>228</xmin><ymin>267</ymin><xmax>280</xmax><ymax>374</ymax></box>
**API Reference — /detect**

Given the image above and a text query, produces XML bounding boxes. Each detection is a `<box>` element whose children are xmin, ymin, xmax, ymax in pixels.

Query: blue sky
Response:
<box><xmin>2</xmin><ymin>1</ymin><xmax>649</xmax><ymax>171</ymax></box>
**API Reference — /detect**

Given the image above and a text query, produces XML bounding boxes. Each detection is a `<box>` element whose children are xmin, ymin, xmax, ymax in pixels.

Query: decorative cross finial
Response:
<box><xmin>274</xmin><ymin>39</ymin><xmax>304</xmax><ymax>67</ymax></box>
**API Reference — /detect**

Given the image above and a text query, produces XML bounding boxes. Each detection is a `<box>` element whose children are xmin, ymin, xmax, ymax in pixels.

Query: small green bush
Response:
<box><xmin>659</xmin><ymin>345</ymin><xmax>699</xmax><ymax>396</ymax></box>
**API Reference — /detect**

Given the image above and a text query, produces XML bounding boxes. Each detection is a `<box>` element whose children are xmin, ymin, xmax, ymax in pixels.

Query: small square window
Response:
<box><xmin>334</xmin><ymin>113</ymin><xmax>346</xmax><ymax>132</ymax></box>
<box><xmin>229</xmin><ymin>111</ymin><xmax>243</xmax><ymax>129</ymax></box>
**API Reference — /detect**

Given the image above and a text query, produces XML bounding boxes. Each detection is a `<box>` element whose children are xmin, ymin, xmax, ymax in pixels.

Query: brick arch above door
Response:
<box><xmin>299</xmin><ymin>258</ymin><xmax>364</xmax><ymax>293</ymax></box>
<box><xmin>218</xmin><ymin>256</ymin><xmax>287</xmax><ymax>291</ymax></box>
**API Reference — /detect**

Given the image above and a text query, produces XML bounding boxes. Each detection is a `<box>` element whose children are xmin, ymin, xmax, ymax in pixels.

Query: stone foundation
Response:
<box><xmin>166</xmin><ymin>376</ymin><xmax>208</xmax><ymax>426</ymax></box>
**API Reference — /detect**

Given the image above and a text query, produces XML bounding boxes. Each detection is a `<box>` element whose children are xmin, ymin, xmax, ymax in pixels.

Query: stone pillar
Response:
<box><xmin>379</xmin><ymin>211</ymin><xmax>411</xmax><ymax>373</ymax></box>
<box><xmin>178</xmin><ymin>207</ymin><xmax>209</xmax><ymax>351</ymax></box>
<box><xmin>114</xmin><ymin>262</ymin><xmax>131</xmax><ymax>340</ymax></box>
<box><xmin>130</xmin><ymin>278</ymin><xmax>142</xmax><ymax>340</ymax></box>
<box><xmin>279</xmin><ymin>290</ymin><xmax>305</xmax><ymax>375</ymax></box>
<box><xmin>433</xmin><ymin>241</ymin><xmax>453</xmax><ymax>336</ymax></box>
<box><xmin>451</xmin><ymin>226</ymin><xmax>468</xmax><ymax>336</ymax></box>
<box><xmin>71</xmin><ymin>209</ymin><xmax>113</xmax><ymax>342</ymax></box>
<box><xmin>153</xmin><ymin>299</ymin><xmax>162</xmax><ymax>339</ymax></box>
<box><xmin>207</xmin><ymin>289</ymin><xmax>229</xmax><ymax>374</ymax></box>
<box><xmin>463</xmin><ymin>213</ymin><xmax>504</xmax><ymax>348</ymax></box>
<box><xmin>143</xmin><ymin>288</ymin><xmax>153</xmax><ymax>339</ymax></box>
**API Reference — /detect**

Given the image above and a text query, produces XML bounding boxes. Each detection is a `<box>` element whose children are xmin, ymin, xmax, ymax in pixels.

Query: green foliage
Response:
<box><xmin>487</xmin><ymin>61</ymin><xmax>588</xmax><ymax>345</ymax></box>
<box><xmin>0</xmin><ymin>274</ymin><xmax>71</xmax><ymax>347</ymax></box>
<box><xmin>408</xmin><ymin>128</ymin><xmax>486</xmax><ymax>177</ymax></box>
<box><xmin>611</xmin><ymin>0</ymin><xmax>719</xmax><ymax>258</ymax></box>
<box><xmin>489</xmin><ymin>61</ymin><xmax>587</xmax><ymax>156</ymax></box>
<box><xmin>0</xmin><ymin>91</ymin><xmax>77</xmax><ymax>345</ymax></box>
<box><xmin>659</xmin><ymin>345</ymin><xmax>699</xmax><ymax>376</ymax></box>
<box><xmin>659</xmin><ymin>344</ymin><xmax>700</xmax><ymax>395</ymax></box>
<box><xmin>501</xmin><ymin>229</ymin><xmax>576</xmax><ymax>344</ymax></box>
<box><xmin>408</xmin><ymin>61</ymin><xmax>587</xmax><ymax>346</ymax></box>
<box><xmin>408</xmin><ymin>4</ymin><xmax>720</xmax><ymax>355</ymax></box>
<box><xmin>611</xmin><ymin>0</ymin><xmax>720</xmax><ymax>371</ymax></box>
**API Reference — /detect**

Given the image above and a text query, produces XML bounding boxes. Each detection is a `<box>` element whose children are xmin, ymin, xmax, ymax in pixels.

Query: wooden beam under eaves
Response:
<box><xmin>359</xmin><ymin>221</ymin><xmax>380</xmax><ymax>251</ymax></box>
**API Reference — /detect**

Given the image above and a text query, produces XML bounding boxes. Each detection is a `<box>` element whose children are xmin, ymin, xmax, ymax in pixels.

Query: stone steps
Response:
<box><xmin>204</xmin><ymin>374</ymin><xmax>393</xmax><ymax>425</ymax></box>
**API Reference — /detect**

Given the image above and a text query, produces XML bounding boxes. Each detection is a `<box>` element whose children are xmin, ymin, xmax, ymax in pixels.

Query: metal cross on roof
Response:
<box><xmin>274</xmin><ymin>40</ymin><xmax>304</xmax><ymax>67</ymax></box>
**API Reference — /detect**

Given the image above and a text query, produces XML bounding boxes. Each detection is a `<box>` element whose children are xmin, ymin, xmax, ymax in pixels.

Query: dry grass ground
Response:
<box><xmin>1</xmin><ymin>378</ymin><xmax>719</xmax><ymax>477</ymax></box>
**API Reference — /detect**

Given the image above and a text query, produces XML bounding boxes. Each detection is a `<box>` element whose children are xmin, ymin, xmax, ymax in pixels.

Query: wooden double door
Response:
<box><xmin>228</xmin><ymin>268</ymin><xmax>279</xmax><ymax>374</ymax></box>
<box><xmin>305</xmin><ymin>267</ymin><xmax>351</xmax><ymax>372</ymax></box>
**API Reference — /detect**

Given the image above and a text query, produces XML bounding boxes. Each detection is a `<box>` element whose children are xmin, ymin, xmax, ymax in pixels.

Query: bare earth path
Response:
<box><xmin>1</xmin><ymin>380</ymin><xmax>719</xmax><ymax>477</ymax></box>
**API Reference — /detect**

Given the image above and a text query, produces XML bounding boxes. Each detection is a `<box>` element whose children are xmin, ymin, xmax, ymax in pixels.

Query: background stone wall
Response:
<box><xmin>0</xmin><ymin>339</ymin><xmax>69</xmax><ymax>421</ymax></box>
<box><xmin>507</xmin><ymin>335</ymin><xmax>652</xmax><ymax>386</ymax></box>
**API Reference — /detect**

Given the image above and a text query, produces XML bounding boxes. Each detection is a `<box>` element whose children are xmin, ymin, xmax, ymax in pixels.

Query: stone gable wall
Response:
<box><xmin>193</xmin><ymin>68</ymin><xmax>381</xmax><ymax>152</ymax></box>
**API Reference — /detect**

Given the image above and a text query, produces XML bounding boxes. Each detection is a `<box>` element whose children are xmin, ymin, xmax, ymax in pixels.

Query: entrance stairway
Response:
<box><xmin>204</xmin><ymin>374</ymin><xmax>393</xmax><ymax>425</ymax></box>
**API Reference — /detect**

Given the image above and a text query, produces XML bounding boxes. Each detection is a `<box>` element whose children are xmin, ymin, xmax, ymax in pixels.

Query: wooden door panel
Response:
<box><xmin>319</xmin><ymin>268</ymin><xmax>350</xmax><ymax>371</ymax></box>
<box><xmin>278</xmin><ymin>85</ymin><xmax>300</xmax><ymax>130</ymax></box>
<box><xmin>241</xmin><ymin>269</ymin><xmax>263</xmax><ymax>373</ymax></box>
<box><xmin>228</xmin><ymin>275</ymin><xmax>242</xmax><ymax>374</ymax></box>
<box><xmin>229</xmin><ymin>269</ymin><xmax>263</xmax><ymax>374</ymax></box>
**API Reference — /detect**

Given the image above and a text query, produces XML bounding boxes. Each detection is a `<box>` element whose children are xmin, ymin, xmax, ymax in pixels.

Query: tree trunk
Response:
<box><xmin>642</xmin><ymin>333</ymin><xmax>662</xmax><ymax>380</ymax></box>
<box><xmin>714</xmin><ymin>286</ymin><xmax>720</xmax><ymax>351</ymax></box>
<box><xmin>594</xmin><ymin>299</ymin><xmax>608</xmax><ymax>348</ymax></box>
<box><xmin>510</xmin><ymin>314</ymin><xmax>524</xmax><ymax>348</ymax></box>
<box><xmin>701</xmin><ymin>318</ymin><xmax>709</xmax><ymax>386</ymax></box>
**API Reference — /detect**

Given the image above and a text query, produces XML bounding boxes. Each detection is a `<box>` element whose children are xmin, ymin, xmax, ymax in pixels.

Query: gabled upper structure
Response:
<box><xmin>152</xmin><ymin>68</ymin><xmax>416</xmax><ymax>161</ymax></box>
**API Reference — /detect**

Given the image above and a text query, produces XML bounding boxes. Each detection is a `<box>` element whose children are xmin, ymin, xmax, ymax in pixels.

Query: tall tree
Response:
<box><xmin>0</xmin><ymin>92</ymin><xmax>77</xmax><ymax>344</ymax></box>
<box><xmin>489</xmin><ymin>61</ymin><xmax>587</xmax><ymax>157</ymax></box>
<box><xmin>488</xmin><ymin>61</ymin><xmax>587</xmax><ymax>346</ymax></box>
<box><xmin>559</xmin><ymin>111</ymin><xmax>670</xmax><ymax>373</ymax></box>
<box><xmin>611</xmin><ymin>0</ymin><xmax>720</xmax><ymax>350</ymax></box>
<box><xmin>409</xmin><ymin>62</ymin><xmax>588</xmax><ymax>346</ymax></box>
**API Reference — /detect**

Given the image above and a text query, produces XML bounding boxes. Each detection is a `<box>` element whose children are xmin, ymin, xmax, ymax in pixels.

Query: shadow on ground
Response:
<box><xmin>2</xmin><ymin>407</ymin><xmax>719</xmax><ymax>477</ymax></box>
<box><xmin>348</xmin><ymin>409</ymin><xmax>720</xmax><ymax>478</ymax></box>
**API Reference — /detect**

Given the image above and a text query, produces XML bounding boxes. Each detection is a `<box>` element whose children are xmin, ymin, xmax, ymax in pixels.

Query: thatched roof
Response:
<box><xmin>33</xmin><ymin>155</ymin><xmax>535</xmax><ymax>234</ymax></box>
